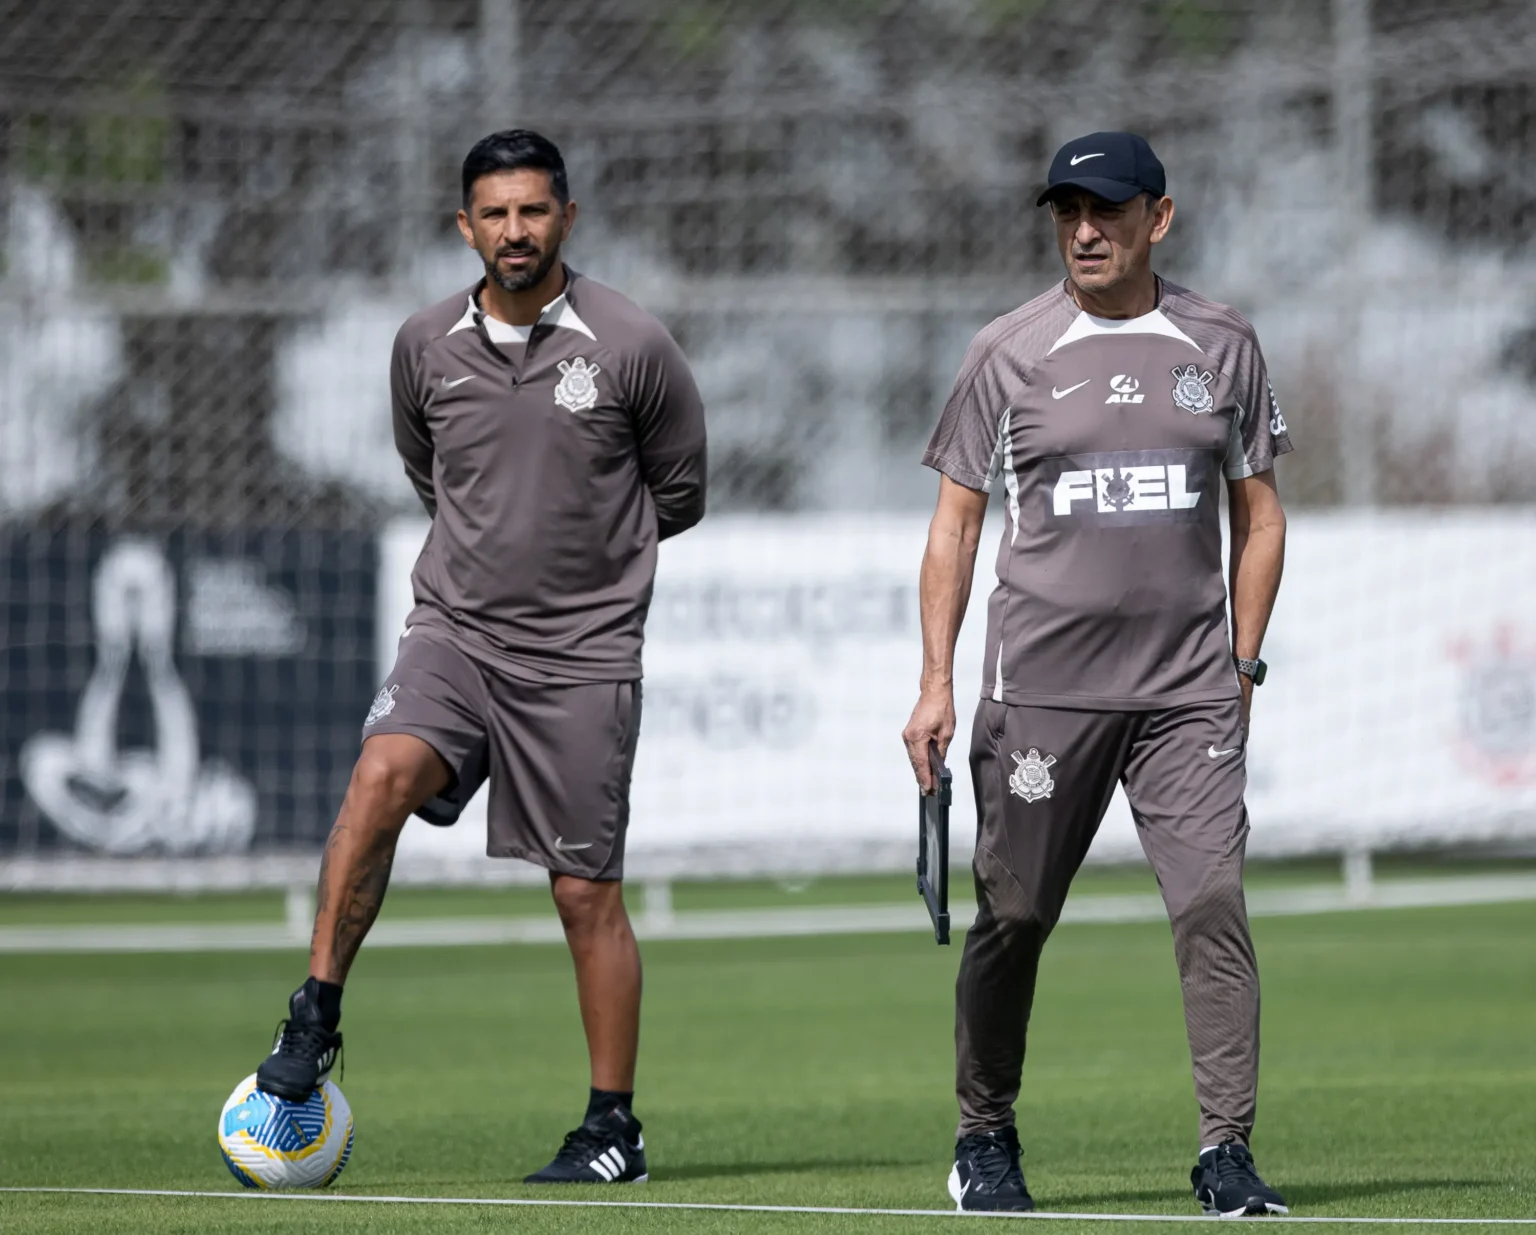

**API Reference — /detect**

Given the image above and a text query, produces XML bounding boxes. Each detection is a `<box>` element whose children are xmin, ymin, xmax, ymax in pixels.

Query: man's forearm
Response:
<box><xmin>919</xmin><ymin>521</ymin><xmax>979</xmax><ymax>691</ymax></box>
<box><xmin>653</xmin><ymin>481</ymin><xmax>705</xmax><ymax>540</ymax></box>
<box><xmin>1228</xmin><ymin>521</ymin><xmax>1285</xmax><ymax>660</ymax></box>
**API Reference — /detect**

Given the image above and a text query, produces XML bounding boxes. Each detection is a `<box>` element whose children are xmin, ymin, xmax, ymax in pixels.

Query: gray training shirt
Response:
<box><xmin>391</xmin><ymin>268</ymin><xmax>707</xmax><ymax>682</ymax></box>
<box><xmin>923</xmin><ymin>278</ymin><xmax>1293</xmax><ymax>710</ymax></box>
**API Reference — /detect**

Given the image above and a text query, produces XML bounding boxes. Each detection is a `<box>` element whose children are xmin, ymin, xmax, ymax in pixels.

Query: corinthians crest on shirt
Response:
<box><xmin>1170</xmin><ymin>364</ymin><xmax>1216</xmax><ymax>415</ymax></box>
<box><xmin>554</xmin><ymin>356</ymin><xmax>601</xmax><ymax>412</ymax></box>
<box><xmin>1009</xmin><ymin>748</ymin><xmax>1057</xmax><ymax>803</ymax></box>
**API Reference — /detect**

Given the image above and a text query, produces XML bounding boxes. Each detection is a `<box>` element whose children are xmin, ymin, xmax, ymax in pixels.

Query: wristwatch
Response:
<box><xmin>1234</xmin><ymin>656</ymin><xmax>1266</xmax><ymax>685</ymax></box>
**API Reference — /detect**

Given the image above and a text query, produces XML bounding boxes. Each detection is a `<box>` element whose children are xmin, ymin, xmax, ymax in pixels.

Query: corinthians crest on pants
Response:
<box><xmin>554</xmin><ymin>357</ymin><xmax>601</xmax><ymax>412</ymax></box>
<box><xmin>364</xmin><ymin>684</ymin><xmax>399</xmax><ymax>727</ymax></box>
<box><xmin>1008</xmin><ymin>748</ymin><xmax>1057</xmax><ymax>803</ymax></box>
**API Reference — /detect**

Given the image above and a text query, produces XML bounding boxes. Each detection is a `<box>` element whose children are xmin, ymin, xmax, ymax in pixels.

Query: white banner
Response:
<box><xmin>380</xmin><ymin>510</ymin><xmax>1536</xmax><ymax>874</ymax></box>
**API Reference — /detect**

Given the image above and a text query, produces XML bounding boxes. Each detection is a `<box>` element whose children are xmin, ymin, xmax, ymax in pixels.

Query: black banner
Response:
<box><xmin>0</xmin><ymin>525</ymin><xmax>377</xmax><ymax>856</ymax></box>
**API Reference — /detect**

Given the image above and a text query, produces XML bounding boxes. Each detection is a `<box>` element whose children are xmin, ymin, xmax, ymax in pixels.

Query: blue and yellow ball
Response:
<box><xmin>217</xmin><ymin>1073</ymin><xmax>354</xmax><ymax>1189</ymax></box>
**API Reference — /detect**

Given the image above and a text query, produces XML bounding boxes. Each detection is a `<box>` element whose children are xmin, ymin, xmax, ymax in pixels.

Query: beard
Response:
<box><xmin>487</xmin><ymin>243</ymin><xmax>561</xmax><ymax>293</ymax></box>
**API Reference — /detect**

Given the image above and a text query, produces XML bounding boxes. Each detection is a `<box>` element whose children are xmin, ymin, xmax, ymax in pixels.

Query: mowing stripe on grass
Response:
<box><xmin>2</xmin><ymin>874</ymin><xmax>1536</xmax><ymax>954</ymax></box>
<box><xmin>3</xmin><ymin>1188</ymin><xmax>1535</xmax><ymax>1224</ymax></box>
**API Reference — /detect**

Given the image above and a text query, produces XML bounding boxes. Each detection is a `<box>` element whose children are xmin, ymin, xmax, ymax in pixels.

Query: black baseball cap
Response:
<box><xmin>1036</xmin><ymin>131</ymin><xmax>1166</xmax><ymax>207</ymax></box>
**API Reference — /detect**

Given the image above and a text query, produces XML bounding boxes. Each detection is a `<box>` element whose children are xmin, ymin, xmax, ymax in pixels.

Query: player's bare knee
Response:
<box><xmin>347</xmin><ymin>749</ymin><xmax>426</xmax><ymax>824</ymax></box>
<box><xmin>551</xmin><ymin>876</ymin><xmax>625</xmax><ymax>932</ymax></box>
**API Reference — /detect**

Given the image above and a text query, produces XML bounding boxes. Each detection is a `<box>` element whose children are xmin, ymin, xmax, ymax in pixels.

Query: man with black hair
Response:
<box><xmin>251</xmin><ymin>129</ymin><xmax>707</xmax><ymax>1185</ymax></box>
<box><xmin>903</xmin><ymin>132</ymin><xmax>1291</xmax><ymax>1215</ymax></box>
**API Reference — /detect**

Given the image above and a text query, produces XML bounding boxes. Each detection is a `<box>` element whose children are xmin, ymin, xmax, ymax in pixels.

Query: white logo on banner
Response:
<box><xmin>1008</xmin><ymin>748</ymin><xmax>1057</xmax><ymax>803</ymax></box>
<box><xmin>183</xmin><ymin>559</ymin><xmax>305</xmax><ymax>656</ymax></box>
<box><xmin>19</xmin><ymin>540</ymin><xmax>257</xmax><ymax>854</ymax></box>
<box><xmin>554</xmin><ymin>357</ymin><xmax>601</xmax><ymax>412</ymax></box>
<box><xmin>1452</xmin><ymin>627</ymin><xmax>1536</xmax><ymax>785</ymax></box>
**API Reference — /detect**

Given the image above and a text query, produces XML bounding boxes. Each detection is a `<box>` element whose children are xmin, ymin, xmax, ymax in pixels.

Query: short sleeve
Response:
<box><xmin>922</xmin><ymin>332</ymin><xmax>1010</xmax><ymax>492</ymax></box>
<box><xmin>1222</xmin><ymin>330</ymin><xmax>1294</xmax><ymax>480</ymax></box>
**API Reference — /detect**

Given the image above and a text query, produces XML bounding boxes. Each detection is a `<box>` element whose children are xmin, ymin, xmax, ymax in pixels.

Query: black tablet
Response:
<box><xmin>917</xmin><ymin>743</ymin><xmax>951</xmax><ymax>945</ymax></box>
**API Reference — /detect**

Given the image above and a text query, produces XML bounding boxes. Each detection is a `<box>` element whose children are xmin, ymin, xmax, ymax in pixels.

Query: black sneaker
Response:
<box><xmin>948</xmin><ymin>1127</ymin><xmax>1035</xmax><ymax>1212</ymax></box>
<box><xmin>254</xmin><ymin>983</ymin><xmax>342</xmax><ymax>1103</ymax></box>
<box><xmin>523</xmin><ymin>1108</ymin><xmax>648</xmax><ymax>1184</ymax></box>
<box><xmin>1191</xmin><ymin>1143</ymin><xmax>1289</xmax><ymax>1217</ymax></box>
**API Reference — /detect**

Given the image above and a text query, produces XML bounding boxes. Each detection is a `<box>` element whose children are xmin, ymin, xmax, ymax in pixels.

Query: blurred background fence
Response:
<box><xmin>2</xmin><ymin>0</ymin><xmax>1535</xmax><ymax>890</ymax></box>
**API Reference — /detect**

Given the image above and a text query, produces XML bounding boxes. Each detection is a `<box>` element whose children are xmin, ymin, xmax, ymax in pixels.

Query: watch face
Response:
<box><xmin>1252</xmin><ymin>660</ymin><xmax>1267</xmax><ymax>685</ymax></box>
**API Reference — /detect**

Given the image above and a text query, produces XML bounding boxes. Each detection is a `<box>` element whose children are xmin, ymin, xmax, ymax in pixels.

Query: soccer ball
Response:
<box><xmin>217</xmin><ymin>1073</ymin><xmax>354</xmax><ymax>1189</ymax></box>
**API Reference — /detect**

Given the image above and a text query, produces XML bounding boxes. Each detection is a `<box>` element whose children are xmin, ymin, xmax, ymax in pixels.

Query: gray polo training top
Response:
<box><xmin>923</xmin><ymin>278</ymin><xmax>1293</xmax><ymax>710</ymax></box>
<box><xmin>390</xmin><ymin>268</ymin><xmax>707</xmax><ymax>682</ymax></box>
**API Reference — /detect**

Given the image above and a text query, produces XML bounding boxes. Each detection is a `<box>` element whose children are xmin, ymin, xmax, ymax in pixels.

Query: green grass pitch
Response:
<box><xmin>1</xmin><ymin>895</ymin><xmax>1532</xmax><ymax>1233</ymax></box>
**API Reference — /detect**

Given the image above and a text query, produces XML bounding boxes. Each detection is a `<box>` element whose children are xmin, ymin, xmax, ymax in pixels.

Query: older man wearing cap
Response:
<box><xmin>902</xmin><ymin>131</ymin><xmax>1292</xmax><ymax>1214</ymax></box>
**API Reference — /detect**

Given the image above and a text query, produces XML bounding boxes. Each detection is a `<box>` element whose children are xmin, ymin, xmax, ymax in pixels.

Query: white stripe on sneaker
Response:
<box><xmin>589</xmin><ymin>1156</ymin><xmax>614</xmax><ymax>1182</ymax></box>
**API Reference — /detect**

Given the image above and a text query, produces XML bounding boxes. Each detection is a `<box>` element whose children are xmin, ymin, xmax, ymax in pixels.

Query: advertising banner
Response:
<box><xmin>384</xmin><ymin>510</ymin><xmax>1536</xmax><ymax>873</ymax></box>
<box><xmin>0</xmin><ymin>526</ymin><xmax>377</xmax><ymax>857</ymax></box>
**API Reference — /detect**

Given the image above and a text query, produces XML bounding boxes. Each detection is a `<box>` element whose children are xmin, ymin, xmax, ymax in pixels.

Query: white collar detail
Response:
<box><xmin>445</xmin><ymin>290</ymin><xmax>597</xmax><ymax>343</ymax></box>
<box><xmin>1047</xmin><ymin>306</ymin><xmax>1202</xmax><ymax>355</ymax></box>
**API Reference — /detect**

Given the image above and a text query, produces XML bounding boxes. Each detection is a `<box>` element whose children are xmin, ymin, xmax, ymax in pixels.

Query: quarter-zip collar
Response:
<box><xmin>447</xmin><ymin>266</ymin><xmax>595</xmax><ymax>350</ymax></box>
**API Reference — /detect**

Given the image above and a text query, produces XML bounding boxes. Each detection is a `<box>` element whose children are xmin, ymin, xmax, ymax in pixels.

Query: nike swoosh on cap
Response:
<box><xmin>1069</xmin><ymin>152</ymin><xmax>1105</xmax><ymax>165</ymax></box>
<box><xmin>1052</xmin><ymin>380</ymin><xmax>1091</xmax><ymax>399</ymax></box>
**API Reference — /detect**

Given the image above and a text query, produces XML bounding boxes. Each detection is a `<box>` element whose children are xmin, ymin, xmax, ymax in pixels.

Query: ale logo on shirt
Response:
<box><xmin>1105</xmin><ymin>374</ymin><xmax>1145</xmax><ymax>404</ymax></box>
<box><xmin>554</xmin><ymin>357</ymin><xmax>602</xmax><ymax>413</ymax></box>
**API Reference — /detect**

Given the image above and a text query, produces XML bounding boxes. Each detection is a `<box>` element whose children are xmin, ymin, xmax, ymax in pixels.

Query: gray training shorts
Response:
<box><xmin>362</xmin><ymin>625</ymin><xmax>642</xmax><ymax>881</ymax></box>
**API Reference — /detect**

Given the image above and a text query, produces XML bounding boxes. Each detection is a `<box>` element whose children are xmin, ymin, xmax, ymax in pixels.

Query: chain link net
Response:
<box><xmin>2</xmin><ymin>0</ymin><xmax>1534</xmax><ymax>525</ymax></box>
<box><xmin>2</xmin><ymin>1</ymin><xmax>1536</xmax><ymax>875</ymax></box>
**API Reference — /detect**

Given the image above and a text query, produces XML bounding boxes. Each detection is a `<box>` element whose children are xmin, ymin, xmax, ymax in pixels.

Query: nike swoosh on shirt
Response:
<box><xmin>441</xmin><ymin>375</ymin><xmax>476</xmax><ymax>389</ymax></box>
<box><xmin>1052</xmin><ymin>380</ymin><xmax>1091</xmax><ymax>399</ymax></box>
<box><xmin>1208</xmin><ymin>745</ymin><xmax>1239</xmax><ymax>758</ymax></box>
<box><xmin>1070</xmin><ymin>152</ymin><xmax>1105</xmax><ymax>165</ymax></box>
<box><xmin>555</xmin><ymin>838</ymin><xmax>594</xmax><ymax>851</ymax></box>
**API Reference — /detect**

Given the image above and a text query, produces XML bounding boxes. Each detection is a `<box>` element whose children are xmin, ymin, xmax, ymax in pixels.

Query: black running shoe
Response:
<box><xmin>1191</xmin><ymin>1143</ymin><xmax>1289</xmax><ymax>1217</ymax></box>
<box><xmin>524</xmin><ymin>1107</ymin><xmax>648</xmax><ymax>1184</ymax></box>
<box><xmin>948</xmin><ymin>1127</ymin><xmax>1035</xmax><ymax>1212</ymax></box>
<box><xmin>254</xmin><ymin>983</ymin><xmax>342</xmax><ymax>1103</ymax></box>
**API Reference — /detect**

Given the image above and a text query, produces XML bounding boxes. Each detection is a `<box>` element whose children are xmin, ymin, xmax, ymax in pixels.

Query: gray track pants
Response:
<box><xmin>955</xmin><ymin>697</ymin><xmax>1259</xmax><ymax>1148</ymax></box>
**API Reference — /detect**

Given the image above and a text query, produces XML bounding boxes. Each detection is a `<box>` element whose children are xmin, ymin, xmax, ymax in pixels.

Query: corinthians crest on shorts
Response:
<box><xmin>1170</xmin><ymin>364</ymin><xmax>1216</xmax><ymax>415</ymax></box>
<box><xmin>364</xmin><ymin>684</ymin><xmax>399</xmax><ymax>727</ymax></box>
<box><xmin>554</xmin><ymin>356</ymin><xmax>602</xmax><ymax>412</ymax></box>
<box><xmin>1008</xmin><ymin>748</ymin><xmax>1057</xmax><ymax>803</ymax></box>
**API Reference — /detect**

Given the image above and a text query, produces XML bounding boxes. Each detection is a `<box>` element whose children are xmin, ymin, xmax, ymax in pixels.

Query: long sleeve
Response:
<box><xmin>390</xmin><ymin>327</ymin><xmax>436</xmax><ymax>516</ymax></box>
<box><xmin>627</xmin><ymin>322</ymin><xmax>707</xmax><ymax>540</ymax></box>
